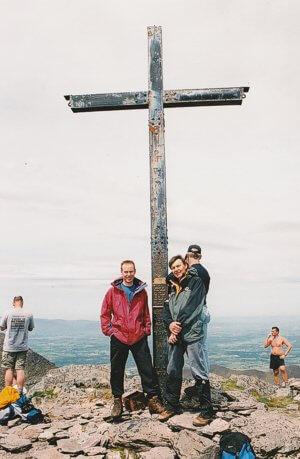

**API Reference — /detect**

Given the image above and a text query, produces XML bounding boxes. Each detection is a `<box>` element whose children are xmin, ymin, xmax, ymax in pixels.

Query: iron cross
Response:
<box><xmin>65</xmin><ymin>26</ymin><xmax>249</xmax><ymax>390</ymax></box>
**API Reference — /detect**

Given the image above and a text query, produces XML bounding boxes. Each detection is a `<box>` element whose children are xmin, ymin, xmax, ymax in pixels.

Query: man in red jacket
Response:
<box><xmin>101</xmin><ymin>259</ymin><xmax>164</xmax><ymax>418</ymax></box>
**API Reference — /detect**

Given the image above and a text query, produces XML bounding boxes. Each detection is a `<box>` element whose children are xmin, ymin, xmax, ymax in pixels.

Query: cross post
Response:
<box><xmin>64</xmin><ymin>26</ymin><xmax>249</xmax><ymax>393</ymax></box>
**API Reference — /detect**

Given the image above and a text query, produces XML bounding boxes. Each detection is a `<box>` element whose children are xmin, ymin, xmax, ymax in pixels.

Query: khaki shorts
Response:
<box><xmin>1</xmin><ymin>351</ymin><xmax>28</xmax><ymax>370</ymax></box>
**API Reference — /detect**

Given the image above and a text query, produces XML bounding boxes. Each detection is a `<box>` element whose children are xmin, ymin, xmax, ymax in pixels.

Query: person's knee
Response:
<box><xmin>167</xmin><ymin>364</ymin><xmax>182</xmax><ymax>380</ymax></box>
<box><xmin>274</xmin><ymin>369</ymin><xmax>279</xmax><ymax>375</ymax></box>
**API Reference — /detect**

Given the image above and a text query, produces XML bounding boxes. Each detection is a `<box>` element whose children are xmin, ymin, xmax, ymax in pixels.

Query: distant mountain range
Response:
<box><xmin>210</xmin><ymin>364</ymin><xmax>300</xmax><ymax>382</ymax></box>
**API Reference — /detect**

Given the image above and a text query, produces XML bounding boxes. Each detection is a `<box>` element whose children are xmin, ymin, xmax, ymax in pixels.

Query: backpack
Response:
<box><xmin>12</xmin><ymin>395</ymin><xmax>44</xmax><ymax>424</ymax></box>
<box><xmin>0</xmin><ymin>386</ymin><xmax>20</xmax><ymax>409</ymax></box>
<box><xmin>0</xmin><ymin>405</ymin><xmax>15</xmax><ymax>425</ymax></box>
<box><xmin>220</xmin><ymin>432</ymin><xmax>256</xmax><ymax>458</ymax></box>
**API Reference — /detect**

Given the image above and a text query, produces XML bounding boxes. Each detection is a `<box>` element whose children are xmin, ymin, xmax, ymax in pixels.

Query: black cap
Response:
<box><xmin>187</xmin><ymin>244</ymin><xmax>201</xmax><ymax>255</ymax></box>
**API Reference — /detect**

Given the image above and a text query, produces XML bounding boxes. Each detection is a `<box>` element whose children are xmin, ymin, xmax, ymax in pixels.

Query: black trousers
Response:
<box><xmin>110</xmin><ymin>335</ymin><xmax>159</xmax><ymax>398</ymax></box>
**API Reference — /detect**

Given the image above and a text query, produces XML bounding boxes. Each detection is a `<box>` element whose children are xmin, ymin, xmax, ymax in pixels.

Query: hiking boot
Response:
<box><xmin>158</xmin><ymin>410</ymin><xmax>177</xmax><ymax>422</ymax></box>
<box><xmin>111</xmin><ymin>397</ymin><xmax>123</xmax><ymax>418</ymax></box>
<box><xmin>184</xmin><ymin>385</ymin><xmax>197</xmax><ymax>399</ymax></box>
<box><xmin>148</xmin><ymin>395</ymin><xmax>164</xmax><ymax>415</ymax></box>
<box><xmin>192</xmin><ymin>414</ymin><xmax>213</xmax><ymax>427</ymax></box>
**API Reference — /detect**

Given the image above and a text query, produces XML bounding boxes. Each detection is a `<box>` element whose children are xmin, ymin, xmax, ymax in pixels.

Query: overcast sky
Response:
<box><xmin>1</xmin><ymin>0</ymin><xmax>299</xmax><ymax>320</ymax></box>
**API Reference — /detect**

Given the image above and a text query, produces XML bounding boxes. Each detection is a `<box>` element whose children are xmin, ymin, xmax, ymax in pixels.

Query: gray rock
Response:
<box><xmin>167</xmin><ymin>413</ymin><xmax>198</xmax><ymax>431</ymax></box>
<box><xmin>85</xmin><ymin>446</ymin><xmax>107</xmax><ymax>456</ymax></box>
<box><xmin>275</xmin><ymin>387</ymin><xmax>291</xmax><ymax>397</ymax></box>
<box><xmin>55</xmin><ymin>430</ymin><xmax>70</xmax><ymax>439</ymax></box>
<box><xmin>38</xmin><ymin>429</ymin><xmax>57</xmax><ymax>442</ymax></box>
<box><xmin>0</xmin><ymin>434</ymin><xmax>32</xmax><ymax>453</ymax></box>
<box><xmin>236</xmin><ymin>409</ymin><xmax>256</xmax><ymax>415</ymax></box>
<box><xmin>33</xmin><ymin>447</ymin><xmax>69</xmax><ymax>459</ymax></box>
<box><xmin>81</xmin><ymin>434</ymin><xmax>101</xmax><ymax>450</ymax></box>
<box><xmin>139</xmin><ymin>446</ymin><xmax>175</xmax><ymax>458</ymax></box>
<box><xmin>95</xmin><ymin>400</ymin><xmax>105</xmax><ymax>407</ymax></box>
<box><xmin>19</xmin><ymin>425</ymin><xmax>44</xmax><ymax>442</ymax></box>
<box><xmin>226</xmin><ymin>402</ymin><xmax>258</xmax><ymax>412</ymax></box>
<box><xmin>57</xmin><ymin>438</ymin><xmax>84</xmax><ymax>455</ymax></box>
<box><xmin>7</xmin><ymin>417</ymin><xmax>23</xmax><ymax>427</ymax></box>
<box><xmin>229</xmin><ymin>416</ymin><xmax>247</xmax><ymax>428</ymax></box>
<box><xmin>230</xmin><ymin>409</ymin><xmax>300</xmax><ymax>456</ymax></box>
<box><xmin>112</xmin><ymin>419</ymin><xmax>174</xmax><ymax>451</ymax></box>
<box><xmin>287</xmin><ymin>404</ymin><xmax>298</xmax><ymax>410</ymax></box>
<box><xmin>81</xmin><ymin>412</ymin><xmax>93</xmax><ymax>419</ymax></box>
<box><xmin>289</xmin><ymin>378</ymin><xmax>300</xmax><ymax>391</ymax></box>
<box><xmin>201</xmin><ymin>419</ymin><xmax>230</xmax><ymax>437</ymax></box>
<box><xmin>172</xmin><ymin>429</ymin><xmax>218</xmax><ymax>458</ymax></box>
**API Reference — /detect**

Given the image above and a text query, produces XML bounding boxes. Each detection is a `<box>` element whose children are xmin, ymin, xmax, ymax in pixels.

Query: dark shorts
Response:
<box><xmin>270</xmin><ymin>354</ymin><xmax>285</xmax><ymax>370</ymax></box>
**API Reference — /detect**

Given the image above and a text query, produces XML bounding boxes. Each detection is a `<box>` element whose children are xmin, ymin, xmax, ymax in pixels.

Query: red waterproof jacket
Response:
<box><xmin>100</xmin><ymin>277</ymin><xmax>151</xmax><ymax>345</ymax></box>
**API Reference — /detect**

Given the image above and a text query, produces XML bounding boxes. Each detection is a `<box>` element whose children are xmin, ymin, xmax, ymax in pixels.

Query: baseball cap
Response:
<box><xmin>187</xmin><ymin>244</ymin><xmax>201</xmax><ymax>254</ymax></box>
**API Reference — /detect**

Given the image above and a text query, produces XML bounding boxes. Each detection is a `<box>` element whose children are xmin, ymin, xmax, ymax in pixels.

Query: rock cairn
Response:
<box><xmin>0</xmin><ymin>365</ymin><xmax>299</xmax><ymax>458</ymax></box>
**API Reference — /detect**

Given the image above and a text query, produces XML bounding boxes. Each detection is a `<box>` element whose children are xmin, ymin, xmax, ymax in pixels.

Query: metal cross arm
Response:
<box><xmin>64</xmin><ymin>87</ymin><xmax>249</xmax><ymax>112</ymax></box>
<box><xmin>64</xmin><ymin>26</ymin><xmax>249</xmax><ymax>393</ymax></box>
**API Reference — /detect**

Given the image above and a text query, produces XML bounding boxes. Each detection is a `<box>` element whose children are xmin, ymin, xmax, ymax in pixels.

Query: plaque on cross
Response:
<box><xmin>65</xmin><ymin>26</ymin><xmax>249</xmax><ymax>391</ymax></box>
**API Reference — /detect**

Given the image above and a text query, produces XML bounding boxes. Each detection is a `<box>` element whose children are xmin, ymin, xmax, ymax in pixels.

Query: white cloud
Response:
<box><xmin>0</xmin><ymin>0</ymin><xmax>300</xmax><ymax>319</ymax></box>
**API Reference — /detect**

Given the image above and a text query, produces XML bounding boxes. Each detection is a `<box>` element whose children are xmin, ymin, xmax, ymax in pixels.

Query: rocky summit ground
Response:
<box><xmin>0</xmin><ymin>365</ymin><xmax>299</xmax><ymax>458</ymax></box>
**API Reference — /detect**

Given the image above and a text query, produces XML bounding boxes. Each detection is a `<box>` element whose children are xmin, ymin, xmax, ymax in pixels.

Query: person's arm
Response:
<box><xmin>143</xmin><ymin>293</ymin><xmax>151</xmax><ymax>336</ymax></box>
<box><xmin>200</xmin><ymin>305</ymin><xmax>210</xmax><ymax>324</ymax></box>
<box><xmin>282</xmin><ymin>337</ymin><xmax>292</xmax><ymax>358</ymax></box>
<box><xmin>0</xmin><ymin>313</ymin><xmax>7</xmax><ymax>331</ymax></box>
<box><xmin>28</xmin><ymin>315</ymin><xmax>35</xmax><ymax>331</ymax></box>
<box><xmin>163</xmin><ymin>299</ymin><xmax>173</xmax><ymax>331</ymax></box>
<box><xmin>263</xmin><ymin>334</ymin><xmax>272</xmax><ymax>348</ymax></box>
<box><xmin>163</xmin><ymin>300</ymin><xmax>182</xmax><ymax>335</ymax></box>
<box><xmin>176</xmin><ymin>279</ymin><xmax>206</xmax><ymax>326</ymax></box>
<box><xmin>100</xmin><ymin>290</ymin><xmax>114</xmax><ymax>336</ymax></box>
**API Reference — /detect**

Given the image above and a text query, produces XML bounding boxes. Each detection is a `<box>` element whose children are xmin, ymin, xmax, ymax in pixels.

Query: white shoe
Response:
<box><xmin>281</xmin><ymin>382</ymin><xmax>286</xmax><ymax>388</ymax></box>
<box><xmin>13</xmin><ymin>385</ymin><xmax>27</xmax><ymax>395</ymax></box>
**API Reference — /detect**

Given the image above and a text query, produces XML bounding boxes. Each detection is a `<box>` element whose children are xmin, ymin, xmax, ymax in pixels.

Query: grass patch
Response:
<box><xmin>222</xmin><ymin>379</ymin><xmax>245</xmax><ymax>391</ymax></box>
<box><xmin>101</xmin><ymin>388</ymin><xmax>113</xmax><ymax>400</ymax></box>
<box><xmin>31</xmin><ymin>389</ymin><xmax>57</xmax><ymax>399</ymax></box>
<box><xmin>250</xmin><ymin>390</ymin><xmax>297</xmax><ymax>409</ymax></box>
<box><xmin>112</xmin><ymin>448</ymin><xmax>139</xmax><ymax>459</ymax></box>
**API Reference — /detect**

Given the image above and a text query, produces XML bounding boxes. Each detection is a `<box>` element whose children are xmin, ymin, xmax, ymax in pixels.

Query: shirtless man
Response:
<box><xmin>263</xmin><ymin>326</ymin><xmax>292</xmax><ymax>387</ymax></box>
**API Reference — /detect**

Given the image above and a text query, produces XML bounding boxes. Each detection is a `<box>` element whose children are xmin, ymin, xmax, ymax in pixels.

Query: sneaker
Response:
<box><xmin>13</xmin><ymin>385</ymin><xmax>27</xmax><ymax>395</ymax></box>
<box><xmin>192</xmin><ymin>414</ymin><xmax>213</xmax><ymax>427</ymax></box>
<box><xmin>281</xmin><ymin>382</ymin><xmax>286</xmax><ymax>388</ymax></box>
<box><xmin>111</xmin><ymin>397</ymin><xmax>123</xmax><ymax>418</ymax></box>
<box><xmin>158</xmin><ymin>410</ymin><xmax>177</xmax><ymax>422</ymax></box>
<box><xmin>148</xmin><ymin>395</ymin><xmax>164</xmax><ymax>415</ymax></box>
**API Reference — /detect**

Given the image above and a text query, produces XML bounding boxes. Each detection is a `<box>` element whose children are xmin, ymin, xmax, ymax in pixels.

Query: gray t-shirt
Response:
<box><xmin>0</xmin><ymin>309</ymin><xmax>35</xmax><ymax>352</ymax></box>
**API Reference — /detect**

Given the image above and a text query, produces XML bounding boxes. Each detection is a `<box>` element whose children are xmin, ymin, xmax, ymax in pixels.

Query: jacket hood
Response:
<box><xmin>111</xmin><ymin>277</ymin><xmax>147</xmax><ymax>294</ymax></box>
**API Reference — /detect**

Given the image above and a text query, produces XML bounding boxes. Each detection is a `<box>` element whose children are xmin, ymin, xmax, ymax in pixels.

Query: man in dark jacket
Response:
<box><xmin>159</xmin><ymin>255</ymin><xmax>214</xmax><ymax>426</ymax></box>
<box><xmin>185</xmin><ymin>244</ymin><xmax>211</xmax><ymax>381</ymax></box>
<box><xmin>101</xmin><ymin>259</ymin><xmax>164</xmax><ymax>418</ymax></box>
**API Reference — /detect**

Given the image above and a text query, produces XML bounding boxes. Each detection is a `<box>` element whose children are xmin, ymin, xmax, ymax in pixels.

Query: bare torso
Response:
<box><xmin>270</xmin><ymin>336</ymin><xmax>285</xmax><ymax>356</ymax></box>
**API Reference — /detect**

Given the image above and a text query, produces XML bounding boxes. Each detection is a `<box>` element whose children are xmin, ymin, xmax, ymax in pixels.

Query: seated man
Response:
<box><xmin>159</xmin><ymin>255</ymin><xmax>214</xmax><ymax>426</ymax></box>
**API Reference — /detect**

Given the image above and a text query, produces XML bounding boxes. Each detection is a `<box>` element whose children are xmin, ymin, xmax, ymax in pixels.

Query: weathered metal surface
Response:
<box><xmin>65</xmin><ymin>87</ymin><xmax>249</xmax><ymax>112</ymax></box>
<box><xmin>148</xmin><ymin>26</ymin><xmax>168</xmax><ymax>395</ymax></box>
<box><xmin>64</xmin><ymin>26</ymin><xmax>250</xmax><ymax>395</ymax></box>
